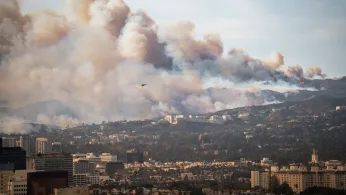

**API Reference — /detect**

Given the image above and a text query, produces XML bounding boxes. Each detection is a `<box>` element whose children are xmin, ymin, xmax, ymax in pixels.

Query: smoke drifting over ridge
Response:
<box><xmin>0</xmin><ymin>0</ymin><xmax>327</xmax><ymax>128</ymax></box>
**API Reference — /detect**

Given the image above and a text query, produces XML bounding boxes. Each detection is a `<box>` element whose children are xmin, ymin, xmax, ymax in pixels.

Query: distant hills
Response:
<box><xmin>211</xmin><ymin>95</ymin><xmax>346</xmax><ymax>123</ymax></box>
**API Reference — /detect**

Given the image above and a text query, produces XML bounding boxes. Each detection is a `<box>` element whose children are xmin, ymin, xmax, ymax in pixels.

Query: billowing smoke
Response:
<box><xmin>0</xmin><ymin>0</ymin><xmax>328</xmax><ymax>129</ymax></box>
<box><xmin>160</xmin><ymin>21</ymin><xmax>223</xmax><ymax>63</ymax></box>
<box><xmin>305</xmin><ymin>67</ymin><xmax>327</xmax><ymax>78</ymax></box>
<box><xmin>287</xmin><ymin>65</ymin><xmax>327</xmax><ymax>80</ymax></box>
<box><xmin>36</xmin><ymin>114</ymin><xmax>80</xmax><ymax>129</ymax></box>
<box><xmin>287</xmin><ymin>65</ymin><xmax>305</xmax><ymax>79</ymax></box>
<box><xmin>0</xmin><ymin>117</ymin><xmax>33</xmax><ymax>134</ymax></box>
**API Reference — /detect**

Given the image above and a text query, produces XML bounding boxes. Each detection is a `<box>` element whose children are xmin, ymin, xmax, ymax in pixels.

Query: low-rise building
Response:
<box><xmin>100</xmin><ymin>153</ymin><xmax>117</xmax><ymax>163</ymax></box>
<box><xmin>73</xmin><ymin>174</ymin><xmax>88</xmax><ymax>186</ymax></box>
<box><xmin>53</xmin><ymin>186</ymin><xmax>89</xmax><ymax>195</ymax></box>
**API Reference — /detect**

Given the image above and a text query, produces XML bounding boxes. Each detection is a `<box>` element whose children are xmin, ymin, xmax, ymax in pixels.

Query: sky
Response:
<box><xmin>22</xmin><ymin>0</ymin><xmax>346</xmax><ymax>77</ymax></box>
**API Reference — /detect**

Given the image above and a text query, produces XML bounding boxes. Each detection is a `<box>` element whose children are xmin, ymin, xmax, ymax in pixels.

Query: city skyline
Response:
<box><xmin>1</xmin><ymin>1</ymin><xmax>346</xmax><ymax>194</ymax></box>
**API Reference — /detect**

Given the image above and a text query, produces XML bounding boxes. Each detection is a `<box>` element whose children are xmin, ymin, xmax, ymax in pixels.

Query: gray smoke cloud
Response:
<box><xmin>0</xmin><ymin>0</ymin><xmax>328</xmax><ymax>129</ymax></box>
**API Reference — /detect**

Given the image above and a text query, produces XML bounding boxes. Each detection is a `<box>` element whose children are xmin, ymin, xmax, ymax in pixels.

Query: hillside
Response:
<box><xmin>211</xmin><ymin>95</ymin><xmax>346</xmax><ymax>123</ymax></box>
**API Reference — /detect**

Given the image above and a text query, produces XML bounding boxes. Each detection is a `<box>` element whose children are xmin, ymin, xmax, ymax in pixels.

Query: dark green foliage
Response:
<box><xmin>272</xmin><ymin>183</ymin><xmax>294</xmax><ymax>195</ymax></box>
<box><xmin>300</xmin><ymin>187</ymin><xmax>346</xmax><ymax>195</ymax></box>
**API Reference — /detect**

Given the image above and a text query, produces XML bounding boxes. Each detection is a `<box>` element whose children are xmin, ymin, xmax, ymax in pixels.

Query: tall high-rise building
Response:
<box><xmin>2</xmin><ymin>137</ymin><xmax>16</xmax><ymax>147</ymax></box>
<box><xmin>36</xmin><ymin>137</ymin><xmax>48</xmax><ymax>154</ymax></box>
<box><xmin>20</xmin><ymin>135</ymin><xmax>32</xmax><ymax>157</ymax></box>
<box><xmin>35</xmin><ymin>153</ymin><xmax>73</xmax><ymax>186</ymax></box>
<box><xmin>0</xmin><ymin>138</ymin><xmax>26</xmax><ymax>170</ymax></box>
<box><xmin>52</xmin><ymin>142</ymin><xmax>62</xmax><ymax>152</ymax></box>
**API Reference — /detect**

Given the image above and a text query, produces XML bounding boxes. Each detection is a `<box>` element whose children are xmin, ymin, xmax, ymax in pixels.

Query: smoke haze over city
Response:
<box><xmin>0</xmin><ymin>0</ymin><xmax>334</xmax><ymax>128</ymax></box>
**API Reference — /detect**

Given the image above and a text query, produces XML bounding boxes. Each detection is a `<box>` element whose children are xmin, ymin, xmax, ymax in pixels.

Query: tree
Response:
<box><xmin>273</xmin><ymin>182</ymin><xmax>294</xmax><ymax>195</ymax></box>
<box><xmin>135</xmin><ymin>187</ymin><xmax>144</xmax><ymax>195</ymax></box>
<box><xmin>270</xmin><ymin>176</ymin><xmax>280</xmax><ymax>193</ymax></box>
<box><xmin>189</xmin><ymin>188</ymin><xmax>204</xmax><ymax>195</ymax></box>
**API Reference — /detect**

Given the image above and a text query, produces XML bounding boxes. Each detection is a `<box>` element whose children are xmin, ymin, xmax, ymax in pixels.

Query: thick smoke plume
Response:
<box><xmin>0</xmin><ymin>0</ymin><xmax>327</xmax><ymax>129</ymax></box>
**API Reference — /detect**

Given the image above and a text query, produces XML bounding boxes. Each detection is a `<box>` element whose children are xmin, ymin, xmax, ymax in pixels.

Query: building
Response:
<box><xmin>164</xmin><ymin>115</ymin><xmax>174</xmax><ymax>124</ymax></box>
<box><xmin>36</xmin><ymin>137</ymin><xmax>48</xmax><ymax>154</ymax></box>
<box><xmin>325</xmin><ymin>160</ymin><xmax>343</xmax><ymax>170</ymax></box>
<box><xmin>105</xmin><ymin>162</ymin><xmax>124</xmax><ymax>176</ymax></box>
<box><xmin>100</xmin><ymin>153</ymin><xmax>117</xmax><ymax>163</ymax></box>
<box><xmin>180</xmin><ymin>172</ymin><xmax>196</xmax><ymax>181</ymax></box>
<box><xmin>85</xmin><ymin>153</ymin><xmax>101</xmax><ymax>163</ymax></box>
<box><xmin>27</xmin><ymin>171</ymin><xmax>69</xmax><ymax>195</ymax></box>
<box><xmin>274</xmin><ymin>170</ymin><xmax>346</xmax><ymax>193</ymax></box>
<box><xmin>87</xmin><ymin>175</ymin><xmax>100</xmax><ymax>185</ymax></box>
<box><xmin>19</xmin><ymin>135</ymin><xmax>31</xmax><ymax>157</ymax></box>
<box><xmin>35</xmin><ymin>153</ymin><xmax>73</xmax><ymax>186</ymax></box>
<box><xmin>73</xmin><ymin>174</ymin><xmax>88</xmax><ymax>186</ymax></box>
<box><xmin>26</xmin><ymin>158</ymin><xmax>34</xmax><ymax>170</ymax></box>
<box><xmin>0</xmin><ymin>164</ymin><xmax>14</xmax><ymax>170</ymax></box>
<box><xmin>72</xmin><ymin>154</ymin><xmax>87</xmax><ymax>162</ymax></box>
<box><xmin>2</xmin><ymin>137</ymin><xmax>16</xmax><ymax>147</ymax></box>
<box><xmin>164</xmin><ymin>114</ymin><xmax>202</xmax><ymax>124</ymax></box>
<box><xmin>260</xmin><ymin>158</ymin><xmax>274</xmax><ymax>166</ymax></box>
<box><xmin>7</xmin><ymin>169</ymin><xmax>35</xmax><ymax>195</ymax></box>
<box><xmin>0</xmin><ymin>170</ymin><xmax>14</xmax><ymax>195</ymax></box>
<box><xmin>74</xmin><ymin>160</ymin><xmax>96</xmax><ymax>174</ymax></box>
<box><xmin>311</xmin><ymin>149</ymin><xmax>319</xmax><ymax>164</ymax></box>
<box><xmin>52</xmin><ymin>142</ymin><xmax>62</xmax><ymax>153</ymax></box>
<box><xmin>8</xmin><ymin>180</ymin><xmax>27</xmax><ymax>195</ymax></box>
<box><xmin>251</xmin><ymin>171</ymin><xmax>270</xmax><ymax>189</ymax></box>
<box><xmin>53</xmin><ymin>186</ymin><xmax>89</xmax><ymax>195</ymax></box>
<box><xmin>336</xmin><ymin>106</ymin><xmax>346</xmax><ymax>111</ymax></box>
<box><xmin>126</xmin><ymin>150</ymin><xmax>144</xmax><ymax>163</ymax></box>
<box><xmin>209</xmin><ymin>115</ymin><xmax>224</xmax><ymax>124</ymax></box>
<box><xmin>0</xmin><ymin>138</ymin><xmax>26</xmax><ymax>170</ymax></box>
